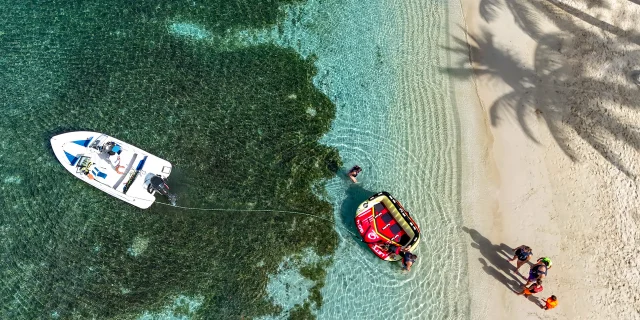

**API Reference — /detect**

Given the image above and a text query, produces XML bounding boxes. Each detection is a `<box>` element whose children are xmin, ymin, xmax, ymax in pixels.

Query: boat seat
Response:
<box><xmin>389</xmin><ymin>224</ymin><xmax>402</xmax><ymax>234</ymax></box>
<box><xmin>380</xmin><ymin>212</ymin><xmax>394</xmax><ymax>223</ymax></box>
<box><xmin>380</xmin><ymin>197</ymin><xmax>415</xmax><ymax>241</ymax></box>
<box><xmin>91</xmin><ymin>167</ymin><xmax>108</xmax><ymax>179</ymax></box>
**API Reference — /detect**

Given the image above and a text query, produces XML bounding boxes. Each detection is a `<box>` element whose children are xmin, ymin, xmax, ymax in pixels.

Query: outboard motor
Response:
<box><xmin>148</xmin><ymin>175</ymin><xmax>177</xmax><ymax>206</ymax></box>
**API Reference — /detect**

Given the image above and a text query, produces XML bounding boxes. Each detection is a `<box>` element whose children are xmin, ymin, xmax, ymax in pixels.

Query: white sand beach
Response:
<box><xmin>452</xmin><ymin>0</ymin><xmax>640</xmax><ymax>318</ymax></box>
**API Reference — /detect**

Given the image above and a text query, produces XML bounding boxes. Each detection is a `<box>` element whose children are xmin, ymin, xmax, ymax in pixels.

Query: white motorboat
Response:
<box><xmin>51</xmin><ymin>131</ymin><xmax>176</xmax><ymax>209</ymax></box>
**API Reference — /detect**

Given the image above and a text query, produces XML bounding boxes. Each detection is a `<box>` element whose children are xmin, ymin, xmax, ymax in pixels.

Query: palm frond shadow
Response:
<box><xmin>444</xmin><ymin>0</ymin><xmax>640</xmax><ymax>178</ymax></box>
<box><xmin>479</xmin><ymin>0</ymin><xmax>503</xmax><ymax>23</ymax></box>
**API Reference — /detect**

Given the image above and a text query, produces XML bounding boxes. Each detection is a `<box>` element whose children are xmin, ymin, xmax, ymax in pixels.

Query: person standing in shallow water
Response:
<box><xmin>400</xmin><ymin>248</ymin><xmax>417</xmax><ymax>272</ymax></box>
<box><xmin>509</xmin><ymin>245</ymin><xmax>533</xmax><ymax>273</ymax></box>
<box><xmin>347</xmin><ymin>165</ymin><xmax>362</xmax><ymax>183</ymax></box>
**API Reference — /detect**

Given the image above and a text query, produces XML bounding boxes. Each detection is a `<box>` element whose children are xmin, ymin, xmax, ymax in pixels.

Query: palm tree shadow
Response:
<box><xmin>444</xmin><ymin>0</ymin><xmax>640</xmax><ymax>178</ymax></box>
<box><xmin>479</xmin><ymin>0</ymin><xmax>503</xmax><ymax>23</ymax></box>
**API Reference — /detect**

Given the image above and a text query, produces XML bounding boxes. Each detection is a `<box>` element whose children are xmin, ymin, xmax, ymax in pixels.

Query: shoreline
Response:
<box><xmin>447</xmin><ymin>0</ymin><xmax>500</xmax><ymax>318</ymax></box>
<box><xmin>452</xmin><ymin>0</ymin><xmax>640</xmax><ymax>319</ymax></box>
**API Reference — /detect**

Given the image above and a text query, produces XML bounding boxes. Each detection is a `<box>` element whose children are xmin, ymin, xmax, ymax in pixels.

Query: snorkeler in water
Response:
<box><xmin>348</xmin><ymin>165</ymin><xmax>362</xmax><ymax>183</ymax></box>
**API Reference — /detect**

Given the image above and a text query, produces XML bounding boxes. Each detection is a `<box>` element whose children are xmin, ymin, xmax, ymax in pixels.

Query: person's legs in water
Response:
<box><xmin>398</xmin><ymin>251</ymin><xmax>407</xmax><ymax>268</ymax></box>
<box><xmin>400</xmin><ymin>252</ymin><xmax>416</xmax><ymax>272</ymax></box>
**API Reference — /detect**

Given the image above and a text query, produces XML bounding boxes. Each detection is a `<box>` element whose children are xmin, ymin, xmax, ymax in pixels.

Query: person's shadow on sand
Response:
<box><xmin>526</xmin><ymin>294</ymin><xmax>545</xmax><ymax>308</ymax></box>
<box><xmin>497</xmin><ymin>243</ymin><xmax>514</xmax><ymax>259</ymax></box>
<box><xmin>478</xmin><ymin>258</ymin><xmax>520</xmax><ymax>293</ymax></box>
<box><xmin>462</xmin><ymin>227</ymin><xmax>524</xmax><ymax>292</ymax></box>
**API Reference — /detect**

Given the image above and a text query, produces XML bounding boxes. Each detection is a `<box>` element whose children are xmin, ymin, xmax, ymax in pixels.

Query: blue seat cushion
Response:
<box><xmin>91</xmin><ymin>168</ymin><xmax>108</xmax><ymax>179</ymax></box>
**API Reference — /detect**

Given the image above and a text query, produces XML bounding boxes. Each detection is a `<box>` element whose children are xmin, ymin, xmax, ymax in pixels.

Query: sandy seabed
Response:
<box><xmin>451</xmin><ymin>0</ymin><xmax>640</xmax><ymax>319</ymax></box>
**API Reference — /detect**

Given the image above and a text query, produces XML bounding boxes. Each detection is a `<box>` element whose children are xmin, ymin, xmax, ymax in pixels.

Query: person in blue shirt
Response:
<box><xmin>509</xmin><ymin>245</ymin><xmax>533</xmax><ymax>274</ymax></box>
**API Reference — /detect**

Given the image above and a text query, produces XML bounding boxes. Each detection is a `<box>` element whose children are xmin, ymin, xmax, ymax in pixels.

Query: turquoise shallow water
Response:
<box><xmin>302</xmin><ymin>1</ymin><xmax>468</xmax><ymax>319</ymax></box>
<box><xmin>0</xmin><ymin>0</ymin><xmax>467</xmax><ymax>319</ymax></box>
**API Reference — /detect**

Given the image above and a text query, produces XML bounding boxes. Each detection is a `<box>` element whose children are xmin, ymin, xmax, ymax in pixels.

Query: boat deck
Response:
<box><xmin>80</xmin><ymin>143</ymin><xmax>139</xmax><ymax>193</ymax></box>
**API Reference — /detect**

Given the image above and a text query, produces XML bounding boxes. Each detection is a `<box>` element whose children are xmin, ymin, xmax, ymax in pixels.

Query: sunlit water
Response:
<box><xmin>296</xmin><ymin>1</ymin><xmax>468</xmax><ymax>319</ymax></box>
<box><xmin>0</xmin><ymin>0</ymin><xmax>467</xmax><ymax>319</ymax></box>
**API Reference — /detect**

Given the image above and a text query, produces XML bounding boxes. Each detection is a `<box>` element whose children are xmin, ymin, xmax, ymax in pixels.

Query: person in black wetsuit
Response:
<box><xmin>509</xmin><ymin>245</ymin><xmax>533</xmax><ymax>274</ymax></box>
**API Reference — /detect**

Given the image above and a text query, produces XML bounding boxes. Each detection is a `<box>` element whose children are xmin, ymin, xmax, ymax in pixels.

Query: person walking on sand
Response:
<box><xmin>524</xmin><ymin>259</ymin><xmax>548</xmax><ymax>286</ymax></box>
<box><xmin>347</xmin><ymin>165</ymin><xmax>362</xmax><ymax>183</ymax></box>
<box><xmin>542</xmin><ymin>295</ymin><xmax>558</xmax><ymax>310</ymax></box>
<box><xmin>516</xmin><ymin>279</ymin><xmax>543</xmax><ymax>297</ymax></box>
<box><xmin>509</xmin><ymin>245</ymin><xmax>532</xmax><ymax>273</ymax></box>
<box><xmin>536</xmin><ymin>257</ymin><xmax>553</xmax><ymax>269</ymax></box>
